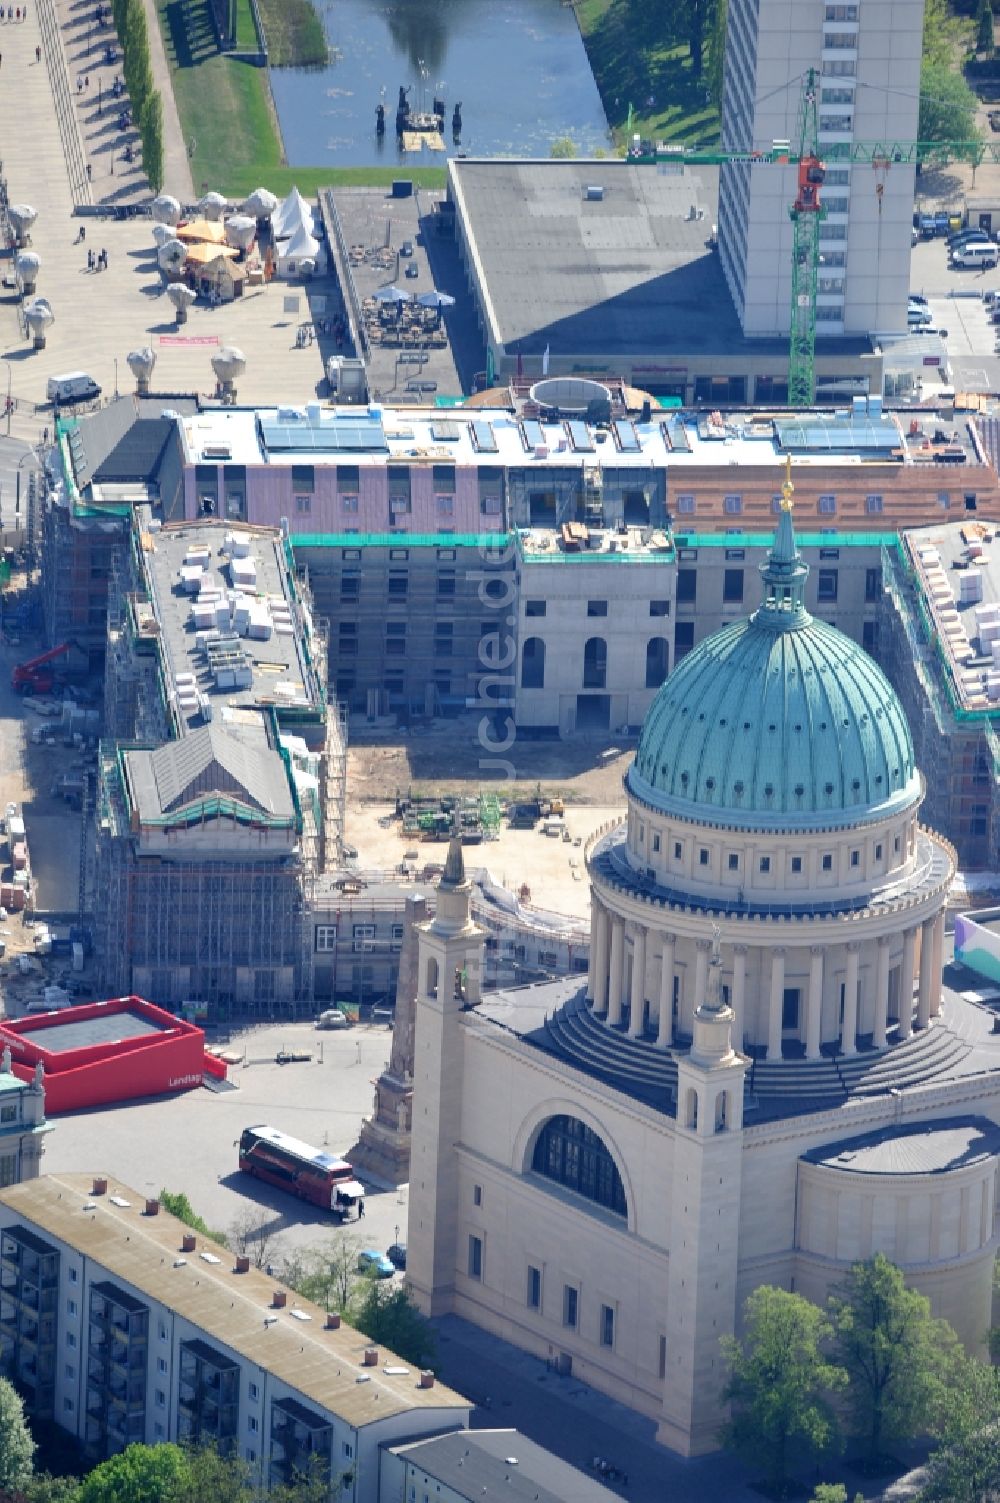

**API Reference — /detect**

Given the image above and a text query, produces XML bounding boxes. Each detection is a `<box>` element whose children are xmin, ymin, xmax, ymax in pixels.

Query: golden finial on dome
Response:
<box><xmin>780</xmin><ymin>453</ymin><xmax>794</xmax><ymax>512</ymax></box>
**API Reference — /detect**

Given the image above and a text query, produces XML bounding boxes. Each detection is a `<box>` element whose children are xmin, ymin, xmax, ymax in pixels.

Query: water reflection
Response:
<box><xmin>270</xmin><ymin>0</ymin><xmax>610</xmax><ymax>168</ymax></box>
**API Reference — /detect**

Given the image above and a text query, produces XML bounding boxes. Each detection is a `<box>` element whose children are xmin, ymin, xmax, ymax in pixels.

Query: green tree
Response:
<box><xmin>720</xmin><ymin>1287</ymin><xmax>846</xmax><ymax>1492</ymax></box>
<box><xmin>918</xmin><ymin>1422</ymin><xmax>1000</xmax><ymax>1503</ymax></box>
<box><xmin>707</xmin><ymin>0</ymin><xmax>728</xmax><ymax>109</ymax></box>
<box><xmin>284</xmin><ymin>1236</ymin><xmax>361</xmax><ymax>1312</ymax></box>
<box><xmin>181</xmin><ymin>1446</ymin><xmax>254</xmax><ymax>1503</ymax></box>
<box><xmin>352</xmin><ymin>1278</ymin><xmax>436</xmax><ymax>1369</ymax></box>
<box><xmin>919</xmin><ymin>60</ymin><xmax>981</xmax><ymax>144</ymax></box>
<box><xmin>78</xmin><ymin>1444</ymin><xmax>190</xmax><ymax>1503</ymax></box>
<box><xmin>809</xmin><ymin>1488</ymin><xmax>864</xmax><ymax>1503</ymax></box>
<box><xmin>550</xmin><ymin>137</ymin><xmax>577</xmax><ymax>159</ymax></box>
<box><xmin>0</xmin><ymin>1379</ymin><xmax>34</xmax><ymax>1493</ymax></box>
<box><xmin>828</xmin><ymin>1254</ymin><xmax>961</xmax><ymax>1465</ymax></box>
<box><xmin>21</xmin><ymin>1475</ymin><xmax>81</xmax><ymax>1503</ymax></box>
<box><xmin>979</xmin><ymin>3</ymin><xmax>995</xmax><ymax>54</ymax></box>
<box><xmin>159</xmin><ymin>1190</ymin><xmax>227</xmax><ymax>1247</ymax></box>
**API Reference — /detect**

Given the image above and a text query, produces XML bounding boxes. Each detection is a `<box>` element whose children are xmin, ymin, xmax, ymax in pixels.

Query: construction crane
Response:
<box><xmin>628</xmin><ymin>75</ymin><xmax>1000</xmax><ymax>407</ymax></box>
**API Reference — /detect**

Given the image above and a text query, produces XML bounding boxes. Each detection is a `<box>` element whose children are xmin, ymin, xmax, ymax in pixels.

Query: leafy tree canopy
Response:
<box><xmin>720</xmin><ymin>1286</ymin><xmax>846</xmax><ymax>1489</ymax></box>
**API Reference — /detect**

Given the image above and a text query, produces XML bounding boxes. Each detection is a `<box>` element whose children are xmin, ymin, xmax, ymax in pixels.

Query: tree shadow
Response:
<box><xmin>163</xmin><ymin>0</ymin><xmax>218</xmax><ymax>70</ymax></box>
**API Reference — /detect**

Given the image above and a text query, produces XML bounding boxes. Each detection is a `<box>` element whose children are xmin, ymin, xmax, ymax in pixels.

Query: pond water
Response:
<box><xmin>268</xmin><ymin>0</ymin><xmax>610</xmax><ymax>168</ymax></box>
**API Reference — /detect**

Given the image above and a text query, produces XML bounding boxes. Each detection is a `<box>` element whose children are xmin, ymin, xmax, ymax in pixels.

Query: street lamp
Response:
<box><xmin>6</xmin><ymin>363</ymin><xmax>11</xmax><ymax>437</ymax></box>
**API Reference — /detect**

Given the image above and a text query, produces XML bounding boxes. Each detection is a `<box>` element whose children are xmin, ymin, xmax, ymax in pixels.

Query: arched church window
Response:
<box><xmin>531</xmin><ymin>1115</ymin><xmax>627</xmax><ymax>1217</ymax></box>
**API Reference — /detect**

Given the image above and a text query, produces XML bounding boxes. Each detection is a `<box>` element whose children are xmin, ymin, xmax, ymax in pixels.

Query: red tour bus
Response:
<box><xmin>238</xmin><ymin>1124</ymin><xmax>365</xmax><ymax>1215</ymax></box>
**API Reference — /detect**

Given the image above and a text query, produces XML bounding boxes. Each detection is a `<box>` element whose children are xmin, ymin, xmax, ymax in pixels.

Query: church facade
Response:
<box><xmin>407</xmin><ymin>499</ymin><xmax>1000</xmax><ymax>1457</ymax></box>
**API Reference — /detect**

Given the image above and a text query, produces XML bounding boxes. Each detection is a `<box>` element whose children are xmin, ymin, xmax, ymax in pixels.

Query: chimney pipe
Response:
<box><xmin>92</xmin><ymin>1177</ymin><xmax>108</xmax><ymax>1196</ymax></box>
<box><xmin>181</xmin><ymin>1233</ymin><xmax>196</xmax><ymax>1253</ymax></box>
<box><xmin>272</xmin><ymin>1290</ymin><xmax>287</xmax><ymax>1309</ymax></box>
<box><xmin>363</xmin><ymin>1346</ymin><xmax>379</xmax><ymax>1366</ymax></box>
<box><xmin>326</xmin><ymin>1312</ymin><xmax>341</xmax><ymax>1330</ymax></box>
<box><xmin>235</xmin><ymin>1255</ymin><xmax>250</xmax><ymax>1274</ymax></box>
<box><xmin>419</xmin><ymin>1370</ymin><xmax>435</xmax><ymax>1389</ymax></box>
<box><xmin>144</xmin><ymin>1199</ymin><xmax>159</xmax><ymax>1216</ymax></box>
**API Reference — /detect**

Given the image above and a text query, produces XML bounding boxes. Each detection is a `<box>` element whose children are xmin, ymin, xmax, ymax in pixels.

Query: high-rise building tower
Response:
<box><xmin>718</xmin><ymin>0</ymin><xmax>925</xmax><ymax>340</ymax></box>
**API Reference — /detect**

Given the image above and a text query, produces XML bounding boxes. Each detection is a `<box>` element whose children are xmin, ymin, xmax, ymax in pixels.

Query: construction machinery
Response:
<box><xmin>628</xmin><ymin>71</ymin><xmax>1000</xmax><ymax>406</ymax></box>
<box><xmin>12</xmin><ymin>642</ymin><xmax>71</xmax><ymax>694</ymax></box>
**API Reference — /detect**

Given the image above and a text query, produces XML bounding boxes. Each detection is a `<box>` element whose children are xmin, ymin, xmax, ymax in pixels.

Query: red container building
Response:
<box><xmin>0</xmin><ymin>997</ymin><xmax>218</xmax><ymax>1113</ymax></box>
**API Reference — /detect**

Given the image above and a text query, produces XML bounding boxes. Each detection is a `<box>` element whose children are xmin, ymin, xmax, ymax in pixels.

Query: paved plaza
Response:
<box><xmin>0</xmin><ymin>0</ymin><xmax>347</xmax><ymax>412</ymax></box>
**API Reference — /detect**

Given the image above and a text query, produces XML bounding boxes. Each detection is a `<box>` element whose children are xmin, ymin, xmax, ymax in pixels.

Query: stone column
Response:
<box><xmin>767</xmin><ymin>948</ymin><xmax>785</xmax><ymax>1061</ymax></box>
<box><xmin>591</xmin><ymin>902</ymin><xmax>610</xmax><ymax>1015</ymax></box>
<box><xmin>899</xmin><ymin>925</ymin><xmax>917</xmax><ymax>1041</ymax></box>
<box><xmin>693</xmin><ymin>940</ymin><xmax>710</xmax><ymax>1030</ymax></box>
<box><xmin>917</xmin><ymin>916</ymin><xmax>936</xmax><ymax>1030</ymax></box>
<box><xmin>629</xmin><ymin>927</ymin><xmax>647</xmax><ymax>1039</ymax></box>
<box><xmin>731</xmin><ymin>945</ymin><xmax>748</xmax><ymax>1052</ymax></box>
<box><xmin>805</xmin><ymin>945</ymin><xmax>824</xmax><ymax>1060</ymax></box>
<box><xmin>657</xmin><ymin>934</ymin><xmax>675</xmax><ymax>1049</ymax></box>
<box><xmin>873</xmin><ymin>935</ymin><xmax>891</xmax><ymax>1050</ymax></box>
<box><xmin>842</xmin><ymin>942</ymin><xmax>860</xmax><ymax>1057</ymax></box>
<box><xmin>607</xmin><ymin>917</ymin><xmax>625</xmax><ymax>1028</ymax></box>
<box><xmin>587</xmin><ymin>896</ymin><xmax>599</xmax><ymax>1001</ymax></box>
<box><xmin>930</xmin><ymin>911</ymin><xmax>945</xmax><ymax>1017</ymax></box>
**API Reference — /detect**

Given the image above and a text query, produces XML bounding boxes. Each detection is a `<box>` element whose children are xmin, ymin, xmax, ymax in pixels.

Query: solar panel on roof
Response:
<box><xmin>521</xmin><ymin>419</ymin><xmax>544</xmax><ymax>449</ymax></box>
<box><xmin>431</xmin><ymin>421</ymin><xmax>460</xmax><ymax>442</ymax></box>
<box><xmin>259</xmin><ymin>416</ymin><xmax>388</xmax><ymax>453</ymax></box>
<box><xmin>567</xmin><ymin>420</ymin><xmax>594</xmax><ymax>453</ymax></box>
<box><xmin>469</xmin><ymin>419</ymin><xmax>498</xmax><ymax>453</ymax></box>
<box><xmin>614</xmin><ymin>419</ymin><xmax>641</xmax><ymax>452</ymax></box>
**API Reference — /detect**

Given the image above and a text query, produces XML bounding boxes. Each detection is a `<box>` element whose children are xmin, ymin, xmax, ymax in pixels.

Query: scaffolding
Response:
<box><xmin>96</xmin><ymin>746</ymin><xmax>313</xmax><ymax>1022</ymax></box>
<box><xmin>478</xmin><ymin>792</ymin><xmax>501</xmax><ymax>840</ymax></box>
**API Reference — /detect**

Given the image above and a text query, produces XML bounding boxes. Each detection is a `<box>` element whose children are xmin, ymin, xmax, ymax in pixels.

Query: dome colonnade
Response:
<box><xmin>584</xmin><ymin>490</ymin><xmax>955</xmax><ymax>1063</ymax></box>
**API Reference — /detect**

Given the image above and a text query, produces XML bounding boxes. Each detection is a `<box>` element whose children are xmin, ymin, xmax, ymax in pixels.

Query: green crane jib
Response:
<box><xmin>628</xmin><ymin>86</ymin><xmax>999</xmax><ymax>407</ymax></box>
<box><xmin>788</xmin><ymin>68</ymin><xmax>825</xmax><ymax>408</ymax></box>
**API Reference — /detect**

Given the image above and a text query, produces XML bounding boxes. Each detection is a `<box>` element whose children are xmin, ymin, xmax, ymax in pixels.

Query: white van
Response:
<box><xmin>952</xmin><ymin>243</ymin><xmax>999</xmax><ymax>270</ymax></box>
<box><xmin>46</xmin><ymin>372</ymin><xmax>101</xmax><ymax>405</ymax></box>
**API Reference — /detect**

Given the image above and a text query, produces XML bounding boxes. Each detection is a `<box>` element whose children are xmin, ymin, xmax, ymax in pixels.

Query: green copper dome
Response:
<box><xmin>628</xmin><ymin>506</ymin><xmax>920</xmax><ymax>831</ymax></box>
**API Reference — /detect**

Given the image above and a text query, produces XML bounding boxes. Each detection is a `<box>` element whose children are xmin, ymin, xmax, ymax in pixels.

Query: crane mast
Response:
<box><xmin>787</xmin><ymin>68</ymin><xmax>826</xmax><ymax>407</ymax></box>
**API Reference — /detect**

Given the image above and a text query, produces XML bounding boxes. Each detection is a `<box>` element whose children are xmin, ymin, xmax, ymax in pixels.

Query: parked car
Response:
<box><xmin>933</xmin><ymin>211</ymin><xmax>951</xmax><ymax>234</ymax></box>
<box><xmin>908</xmin><ymin>305</ymin><xmax>933</xmax><ymax>326</ymax></box>
<box><xmin>953</xmin><ymin>243</ymin><xmax>1000</xmax><ymax>269</ymax></box>
<box><xmin>358</xmin><ymin>1249</ymin><xmax>395</xmax><ymax>1279</ymax></box>
<box><xmin>316</xmin><ymin>1008</ymin><xmax>349</xmax><ymax>1030</ymax></box>
<box><xmin>386</xmin><ymin>1242</ymin><xmax>407</xmax><ymax>1270</ymax></box>
<box><xmin>908</xmin><ymin>293</ymin><xmax>929</xmax><ymax>306</ymax></box>
<box><xmin>400</xmin><ymin>240</ymin><xmax>414</xmax><ymax>257</ymax></box>
<box><xmin>947</xmin><ymin>228</ymin><xmax>991</xmax><ymax>250</ymax></box>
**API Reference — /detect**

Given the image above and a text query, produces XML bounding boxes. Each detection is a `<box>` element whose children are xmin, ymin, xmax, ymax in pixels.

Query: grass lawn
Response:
<box><xmin>156</xmin><ymin>0</ymin><xmax>446</xmax><ymax>198</ymax></box>
<box><xmin>254</xmin><ymin>0</ymin><xmax>326</xmax><ymax>67</ymax></box>
<box><xmin>574</xmin><ymin>0</ymin><xmax>720</xmax><ymax>149</ymax></box>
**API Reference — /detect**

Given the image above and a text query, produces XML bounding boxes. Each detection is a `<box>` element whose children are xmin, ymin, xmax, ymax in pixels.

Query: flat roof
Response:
<box><xmin>136</xmin><ymin>516</ymin><xmax>322</xmax><ymax>734</ymax></box>
<box><xmin>900</xmin><ymin>518</ymin><xmax>1000</xmax><ymax>713</ymax></box>
<box><xmin>392</xmin><ymin>1428</ymin><xmax>619</xmax><ymax>1503</ymax></box>
<box><xmin>803</xmin><ymin>1117</ymin><xmax>1000</xmax><ymax>1175</ymax></box>
<box><xmin>0</xmin><ymin>1174</ymin><xmax>469</xmax><ymax>1430</ymax></box>
<box><xmin>448</xmin><ymin>159</ymin><xmax>871</xmax><ymax>362</ymax></box>
<box><xmin>16</xmin><ymin>1007</ymin><xmax>169</xmax><ymax>1054</ymax></box>
<box><xmin>177</xmin><ymin>403</ymin><xmax>980</xmax><ymax>474</ymax></box>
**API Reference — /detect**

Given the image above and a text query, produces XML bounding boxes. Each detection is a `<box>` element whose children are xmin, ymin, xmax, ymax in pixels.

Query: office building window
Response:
<box><xmin>723</xmin><ymin>493</ymin><xmax>742</xmax><ymax>515</ymax></box>
<box><xmin>677</xmin><ymin>569</ymin><xmax>697</xmax><ymax>604</ymax></box>
<box><xmin>525</xmin><ymin>600</ymin><xmax>546</xmax><ymax>617</ymax></box>
<box><xmin>817</xmin><ymin>569</ymin><xmax>838</xmax><ymax>602</ymax></box>
<box><xmin>865</xmin><ymin>494</ymin><xmax>884</xmax><ymax>514</ymax></box>
<box><xmin>650</xmin><ymin>599</ymin><xmax>670</xmax><ymax>617</ymax></box>
<box><xmin>818</xmin><ymin>494</ymin><xmax>836</xmax><ymax>514</ymax></box>
<box><xmin>587</xmin><ymin>600</ymin><xmax>608</xmax><ymax>617</ymax></box>
<box><xmin>527</xmin><ymin>1266</ymin><xmax>542</xmax><ymax>1310</ymax></box>
<box><xmin>563</xmin><ymin>1286</ymin><xmax>579</xmax><ymax>1329</ymax></box>
<box><xmin>865</xmin><ymin>567</ymin><xmax>882</xmax><ymax>602</ymax></box>
<box><xmin>315</xmin><ymin>925</ymin><xmax>337</xmax><ymax>953</ymax></box>
<box><xmin>723</xmin><ymin>568</ymin><xmax>744</xmax><ymax>604</ymax></box>
<box><xmin>600</xmin><ymin>1304</ymin><xmax>615</xmax><ymax>1348</ymax></box>
<box><xmin>468</xmin><ymin>1236</ymin><xmax>483</xmax><ymax>1280</ymax></box>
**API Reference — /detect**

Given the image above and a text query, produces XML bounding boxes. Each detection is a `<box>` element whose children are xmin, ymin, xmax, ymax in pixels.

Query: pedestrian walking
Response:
<box><xmin>84</xmin><ymin>74</ymin><xmax>89</xmax><ymax>88</ymax></box>
<box><xmin>21</xmin><ymin>3</ymin><xmax>26</xmax><ymax>17</ymax></box>
<box><xmin>87</xmin><ymin>248</ymin><xmax>94</xmax><ymax>270</ymax></box>
<box><xmin>85</xmin><ymin>163</ymin><xmax>91</xmax><ymax>182</ymax></box>
<box><xmin>100</xmin><ymin>247</ymin><xmax>107</xmax><ymax>270</ymax></box>
<box><xmin>35</xmin><ymin>43</ymin><xmax>40</xmax><ymax>61</ymax></box>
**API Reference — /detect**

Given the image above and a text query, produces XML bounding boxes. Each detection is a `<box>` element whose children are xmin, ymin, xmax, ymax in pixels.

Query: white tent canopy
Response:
<box><xmin>277</xmin><ymin>219</ymin><xmax>324</xmax><ymax>277</ymax></box>
<box><xmin>272</xmin><ymin>186</ymin><xmax>313</xmax><ymax>242</ymax></box>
